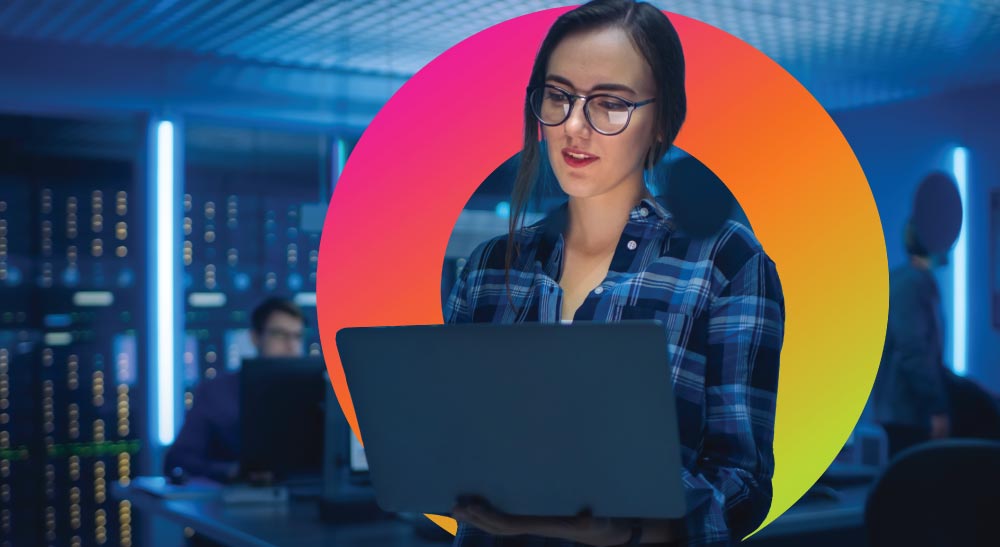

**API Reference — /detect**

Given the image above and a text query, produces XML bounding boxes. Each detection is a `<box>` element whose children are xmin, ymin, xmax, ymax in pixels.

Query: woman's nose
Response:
<box><xmin>563</xmin><ymin>98</ymin><xmax>591</xmax><ymax>138</ymax></box>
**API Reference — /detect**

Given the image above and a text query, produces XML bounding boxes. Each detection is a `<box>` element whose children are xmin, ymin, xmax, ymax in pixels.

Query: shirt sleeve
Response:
<box><xmin>444</xmin><ymin>239</ymin><xmax>492</xmax><ymax>325</ymax></box>
<box><xmin>888</xmin><ymin>278</ymin><xmax>949</xmax><ymax>415</ymax></box>
<box><xmin>162</xmin><ymin>381</ymin><xmax>238</xmax><ymax>482</ymax></box>
<box><xmin>680</xmin><ymin>251</ymin><xmax>785</xmax><ymax>546</ymax></box>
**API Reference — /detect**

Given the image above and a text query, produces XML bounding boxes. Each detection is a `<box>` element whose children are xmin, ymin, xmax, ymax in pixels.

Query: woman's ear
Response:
<box><xmin>653</xmin><ymin>121</ymin><xmax>665</xmax><ymax>144</ymax></box>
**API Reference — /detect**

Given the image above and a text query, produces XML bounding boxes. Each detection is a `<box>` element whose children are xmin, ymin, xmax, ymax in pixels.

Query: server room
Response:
<box><xmin>0</xmin><ymin>1</ymin><xmax>998</xmax><ymax>547</ymax></box>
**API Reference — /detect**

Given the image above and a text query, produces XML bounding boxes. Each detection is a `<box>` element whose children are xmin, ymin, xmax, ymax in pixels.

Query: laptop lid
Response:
<box><xmin>336</xmin><ymin>321</ymin><xmax>686</xmax><ymax>518</ymax></box>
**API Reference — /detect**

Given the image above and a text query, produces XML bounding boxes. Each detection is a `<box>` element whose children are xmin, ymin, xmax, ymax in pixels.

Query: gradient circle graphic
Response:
<box><xmin>318</xmin><ymin>7</ymin><xmax>888</xmax><ymax>536</ymax></box>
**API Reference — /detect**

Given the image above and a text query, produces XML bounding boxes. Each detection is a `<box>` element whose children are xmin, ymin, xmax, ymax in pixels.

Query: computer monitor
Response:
<box><xmin>349</xmin><ymin>430</ymin><xmax>368</xmax><ymax>473</ymax></box>
<box><xmin>322</xmin><ymin>373</ymin><xmax>370</xmax><ymax>483</ymax></box>
<box><xmin>320</xmin><ymin>371</ymin><xmax>379</xmax><ymax>522</ymax></box>
<box><xmin>239</xmin><ymin>357</ymin><xmax>326</xmax><ymax>483</ymax></box>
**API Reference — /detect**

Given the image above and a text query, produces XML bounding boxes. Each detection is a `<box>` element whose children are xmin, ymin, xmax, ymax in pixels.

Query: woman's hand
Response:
<box><xmin>451</xmin><ymin>500</ymin><xmax>630</xmax><ymax>546</ymax></box>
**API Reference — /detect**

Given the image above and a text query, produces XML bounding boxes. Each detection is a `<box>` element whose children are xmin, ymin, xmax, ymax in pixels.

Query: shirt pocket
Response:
<box><xmin>620</xmin><ymin>305</ymin><xmax>693</xmax><ymax>370</ymax></box>
<box><xmin>624</xmin><ymin>307</ymin><xmax>708</xmax><ymax>405</ymax></box>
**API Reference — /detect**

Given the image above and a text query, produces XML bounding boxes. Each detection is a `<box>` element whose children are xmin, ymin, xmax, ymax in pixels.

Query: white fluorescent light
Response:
<box><xmin>157</xmin><ymin>120</ymin><xmax>176</xmax><ymax>445</ymax></box>
<box><xmin>188</xmin><ymin>292</ymin><xmax>227</xmax><ymax>308</ymax></box>
<box><xmin>72</xmin><ymin>291</ymin><xmax>114</xmax><ymax>307</ymax></box>
<box><xmin>294</xmin><ymin>292</ymin><xmax>317</xmax><ymax>307</ymax></box>
<box><xmin>43</xmin><ymin>332</ymin><xmax>73</xmax><ymax>346</ymax></box>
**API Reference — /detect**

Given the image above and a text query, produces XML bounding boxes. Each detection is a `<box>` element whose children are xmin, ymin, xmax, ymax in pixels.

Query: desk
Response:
<box><xmin>116</xmin><ymin>479</ymin><xmax>869</xmax><ymax>547</ymax></box>
<box><xmin>114</xmin><ymin>480</ymin><xmax>448</xmax><ymax>547</ymax></box>
<box><xmin>746</xmin><ymin>484</ymin><xmax>869</xmax><ymax>546</ymax></box>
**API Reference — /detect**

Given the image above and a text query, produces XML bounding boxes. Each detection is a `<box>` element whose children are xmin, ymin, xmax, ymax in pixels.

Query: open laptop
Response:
<box><xmin>336</xmin><ymin>321</ymin><xmax>686</xmax><ymax>518</ymax></box>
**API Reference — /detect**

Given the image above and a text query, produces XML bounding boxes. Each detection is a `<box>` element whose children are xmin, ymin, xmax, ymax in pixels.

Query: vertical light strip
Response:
<box><xmin>336</xmin><ymin>138</ymin><xmax>347</xmax><ymax>184</ymax></box>
<box><xmin>952</xmin><ymin>146</ymin><xmax>968</xmax><ymax>376</ymax></box>
<box><xmin>156</xmin><ymin>121</ymin><xmax>176</xmax><ymax>444</ymax></box>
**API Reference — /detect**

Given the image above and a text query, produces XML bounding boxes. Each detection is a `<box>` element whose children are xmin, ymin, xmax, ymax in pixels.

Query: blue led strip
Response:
<box><xmin>952</xmin><ymin>147</ymin><xmax>968</xmax><ymax>376</ymax></box>
<box><xmin>336</xmin><ymin>138</ymin><xmax>347</xmax><ymax>186</ymax></box>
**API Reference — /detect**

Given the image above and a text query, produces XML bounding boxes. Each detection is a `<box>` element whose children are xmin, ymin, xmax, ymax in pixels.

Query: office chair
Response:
<box><xmin>945</xmin><ymin>370</ymin><xmax>1000</xmax><ymax>440</ymax></box>
<box><xmin>865</xmin><ymin>439</ymin><xmax>1000</xmax><ymax>547</ymax></box>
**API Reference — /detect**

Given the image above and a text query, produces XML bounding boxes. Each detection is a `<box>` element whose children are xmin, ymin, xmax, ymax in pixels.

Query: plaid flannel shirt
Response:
<box><xmin>444</xmin><ymin>196</ymin><xmax>784</xmax><ymax>547</ymax></box>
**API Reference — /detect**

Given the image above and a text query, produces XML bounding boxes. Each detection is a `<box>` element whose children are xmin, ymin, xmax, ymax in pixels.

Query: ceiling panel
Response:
<box><xmin>0</xmin><ymin>0</ymin><xmax>997</xmax><ymax>110</ymax></box>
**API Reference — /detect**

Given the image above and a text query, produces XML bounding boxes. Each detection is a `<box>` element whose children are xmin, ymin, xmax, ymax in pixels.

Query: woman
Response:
<box><xmin>446</xmin><ymin>1</ymin><xmax>784</xmax><ymax>545</ymax></box>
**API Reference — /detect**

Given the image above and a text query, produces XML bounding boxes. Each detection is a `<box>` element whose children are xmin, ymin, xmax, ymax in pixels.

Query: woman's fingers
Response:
<box><xmin>454</xmin><ymin>503</ymin><xmax>522</xmax><ymax>536</ymax></box>
<box><xmin>454</xmin><ymin>501</ymin><xmax>621</xmax><ymax>543</ymax></box>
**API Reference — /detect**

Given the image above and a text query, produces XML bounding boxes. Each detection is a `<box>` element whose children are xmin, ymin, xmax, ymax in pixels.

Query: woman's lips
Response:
<box><xmin>562</xmin><ymin>148</ymin><xmax>599</xmax><ymax>168</ymax></box>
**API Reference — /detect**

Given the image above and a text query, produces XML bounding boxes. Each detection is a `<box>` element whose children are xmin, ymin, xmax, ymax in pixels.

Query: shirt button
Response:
<box><xmin>627</xmin><ymin>240</ymin><xmax>638</xmax><ymax>251</ymax></box>
<box><xmin>639</xmin><ymin>207</ymin><xmax>649</xmax><ymax>217</ymax></box>
<box><xmin>594</xmin><ymin>286</ymin><xmax>604</xmax><ymax>295</ymax></box>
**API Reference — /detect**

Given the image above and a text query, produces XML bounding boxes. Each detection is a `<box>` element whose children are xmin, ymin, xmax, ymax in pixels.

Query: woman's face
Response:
<box><xmin>542</xmin><ymin>26</ymin><xmax>658</xmax><ymax>201</ymax></box>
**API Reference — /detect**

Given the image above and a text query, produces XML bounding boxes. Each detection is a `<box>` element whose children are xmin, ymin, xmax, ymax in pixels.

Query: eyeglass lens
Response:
<box><xmin>530</xmin><ymin>87</ymin><xmax>632</xmax><ymax>134</ymax></box>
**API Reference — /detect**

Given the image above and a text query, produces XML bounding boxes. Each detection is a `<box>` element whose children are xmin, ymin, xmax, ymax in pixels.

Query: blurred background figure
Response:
<box><xmin>163</xmin><ymin>298</ymin><xmax>305</xmax><ymax>482</ymax></box>
<box><xmin>873</xmin><ymin>171</ymin><xmax>1000</xmax><ymax>459</ymax></box>
<box><xmin>874</xmin><ymin>218</ymin><xmax>952</xmax><ymax>458</ymax></box>
<box><xmin>248</xmin><ymin>297</ymin><xmax>307</xmax><ymax>360</ymax></box>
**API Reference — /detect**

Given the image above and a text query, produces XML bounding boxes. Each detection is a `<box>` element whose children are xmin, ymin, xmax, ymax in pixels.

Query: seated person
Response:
<box><xmin>163</xmin><ymin>297</ymin><xmax>306</xmax><ymax>482</ymax></box>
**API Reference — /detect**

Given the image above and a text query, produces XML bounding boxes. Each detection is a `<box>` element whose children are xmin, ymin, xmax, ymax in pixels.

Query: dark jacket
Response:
<box><xmin>874</xmin><ymin>262</ymin><xmax>949</xmax><ymax>428</ymax></box>
<box><xmin>163</xmin><ymin>371</ymin><xmax>240</xmax><ymax>481</ymax></box>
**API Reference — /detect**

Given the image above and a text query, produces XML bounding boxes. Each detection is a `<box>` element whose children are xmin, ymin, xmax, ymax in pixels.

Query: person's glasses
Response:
<box><xmin>528</xmin><ymin>84</ymin><xmax>655</xmax><ymax>136</ymax></box>
<box><xmin>263</xmin><ymin>328</ymin><xmax>303</xmax><ymax>344</ymax></box>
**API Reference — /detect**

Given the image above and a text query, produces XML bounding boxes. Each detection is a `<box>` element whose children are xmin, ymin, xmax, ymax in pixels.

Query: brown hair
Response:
<box><xmin>504</xmin><ymin>0</ymin><xmax>687</xmax><ymax>294</ymax></box>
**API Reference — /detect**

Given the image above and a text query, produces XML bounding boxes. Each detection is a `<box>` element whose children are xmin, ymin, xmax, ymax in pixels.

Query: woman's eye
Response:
<box><xmin>546</xmin><ymin>93</ymin><xmax>570</xmax><ymax>103</ymax></box>
<box><xmin>599</xmin><ymin>100</ymin><xmax>628</xmax><ymax>111</ymax></box>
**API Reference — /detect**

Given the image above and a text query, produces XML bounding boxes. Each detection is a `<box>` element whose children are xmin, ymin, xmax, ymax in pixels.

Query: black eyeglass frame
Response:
<box><xmin>527</xmin><ymin>84</ymin><xmax>656</xmax><ymax>136</ymax></box>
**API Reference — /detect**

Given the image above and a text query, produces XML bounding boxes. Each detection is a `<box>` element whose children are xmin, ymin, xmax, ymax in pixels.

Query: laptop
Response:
<box><xmin>336</xmin><ymin>321</ymin><xmax>686</xmax><ymax>518</ymax></box>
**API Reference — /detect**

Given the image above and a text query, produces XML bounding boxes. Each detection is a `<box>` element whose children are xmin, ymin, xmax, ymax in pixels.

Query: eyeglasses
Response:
<box><xmin>528</xmin><ymin>84</ymin><xmax>656</xmax><ymax>136</ymax></box>
<box><xmin>263</xmin><ymin>328</ymin><xmax>303</xmax><ymax>344</ymax></box>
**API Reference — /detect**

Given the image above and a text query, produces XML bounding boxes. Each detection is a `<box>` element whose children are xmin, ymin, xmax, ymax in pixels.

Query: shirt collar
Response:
<box><xmin>535</xmin><ymin>195</ymin><xmax>675</xmax><ymax>272</ymax></box>
<box><xmin>633</xmin><ymin>195</ymin><xmax>673</xmax><ymax>226</ymax></box>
